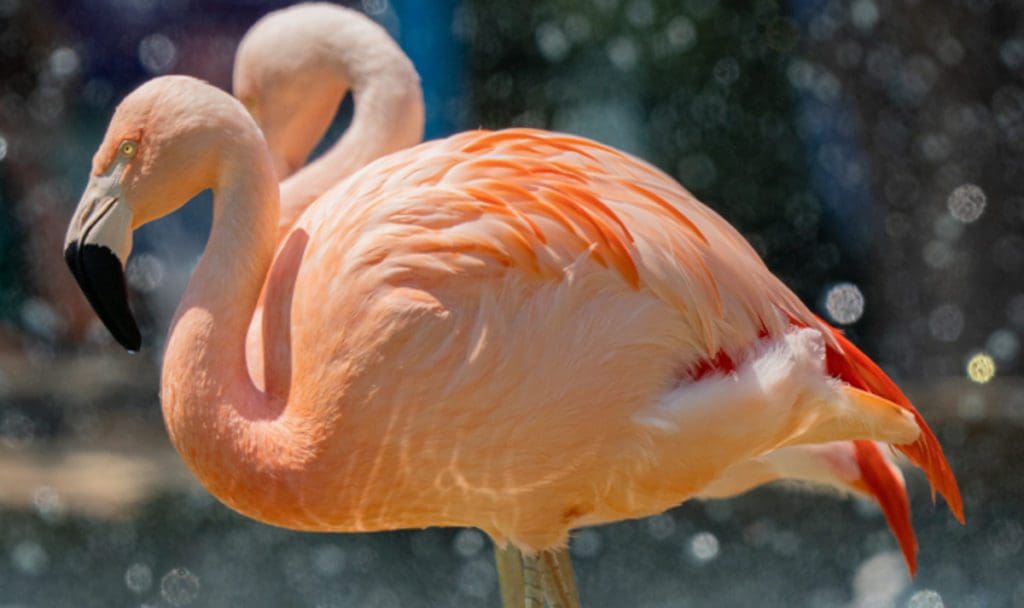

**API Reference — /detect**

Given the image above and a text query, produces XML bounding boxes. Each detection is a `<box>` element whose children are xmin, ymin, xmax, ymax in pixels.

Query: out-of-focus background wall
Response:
<box><xmin>0</xmin><ymin>0</ymin><xmax>1021</xmax><ymax>606</ymax></box>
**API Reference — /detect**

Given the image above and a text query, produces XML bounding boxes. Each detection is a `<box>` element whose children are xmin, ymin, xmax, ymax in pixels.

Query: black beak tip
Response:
<box><xmin>118</xmin><ymin>328</ymin><xmax>142</xmax><ymax>353</ymax></box>
<box><xmin>64</xmin><ymin>241</ymin><xmax>143</xmax><ymax>352</ymax></box>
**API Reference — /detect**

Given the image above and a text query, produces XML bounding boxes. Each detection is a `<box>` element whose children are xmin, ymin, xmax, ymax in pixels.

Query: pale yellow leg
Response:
<box><xmin>494</xmin><ymin>543</ymin><xmax>581</xmax><ymax>607</ymax></box>
<box><xmin>495</xmin><ymin>543</ymin><xmax>526</xmax><ymax>608</ymax></box>
<box><xmin>522</xmin><ymin>552</ymin><xmax>545</xmax><ymax>607</ymax></box>
<box><xmin>539</xmin><ymin>547</ymin><xmax>580</xmax><ymax>608</ymax></box>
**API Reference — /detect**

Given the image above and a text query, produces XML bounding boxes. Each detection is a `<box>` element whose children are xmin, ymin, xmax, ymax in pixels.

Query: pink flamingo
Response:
<box><xmin>232</xmin><ymin>1</ymin><xmax>925</xmax><ymax>587</ymax></box>
<box><xmin>63</xmin><ymin>77</ymin><xmax>962</xmax><ymax>607</ymax></box>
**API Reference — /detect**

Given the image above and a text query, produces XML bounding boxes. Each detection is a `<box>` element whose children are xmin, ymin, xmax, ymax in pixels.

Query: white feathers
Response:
<box><xmin>633</xmin><ymin>328</ymin><xmax>832</xmax><ymax>435</ymax></box>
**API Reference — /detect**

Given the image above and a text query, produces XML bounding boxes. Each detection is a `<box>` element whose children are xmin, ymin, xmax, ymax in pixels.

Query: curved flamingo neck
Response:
<box><xmin>160</xmin><ymin>132</ymin><xmax>314</xmax><ymax>518</ymax></box>
<box><xmin>172</xmin><ymin>149</ymin><xmax>278</xmax><ymax>363</ymax></box>
<box><xmin>276</xmin><ymin>21</ymin><xmax>424</xmax><ymax>235</ymax></box>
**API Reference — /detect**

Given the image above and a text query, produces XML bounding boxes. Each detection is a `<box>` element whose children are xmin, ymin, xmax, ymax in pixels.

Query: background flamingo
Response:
<box><xmin>63</xmin><ymin>76</ymin><xmax>961</xmax><ymax>607</ymax></box>
<box><xmin>231</xmin><ymin>1</ymin><xmax>925</xmax><ymax>589</ymax></box>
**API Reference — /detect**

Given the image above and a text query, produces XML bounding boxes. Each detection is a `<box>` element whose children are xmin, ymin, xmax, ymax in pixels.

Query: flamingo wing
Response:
<box><xmin>278</xmin><ymin>128</ymin><xmax>959</xmax><ymax>545</ymax></box>
<box><xmin>302</xmin><ymin>128</ymin><xmax>822</xmax><ymax>362</ymax></box>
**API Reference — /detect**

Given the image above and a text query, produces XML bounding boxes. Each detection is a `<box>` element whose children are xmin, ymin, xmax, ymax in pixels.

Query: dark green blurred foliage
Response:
<box><xmin>0</xmin><ymin>188</ymin><xmax>27</xmax><ymax>324</ymax></box>
<box><xmin>0</xmin><ymin>1</ymin><xmax>51</xmax><ymax>326</ymax></box>
<box><xmin>461</xmin><ymin>0</ymin><xmax>844</xmax><ymax>302</ymax></box>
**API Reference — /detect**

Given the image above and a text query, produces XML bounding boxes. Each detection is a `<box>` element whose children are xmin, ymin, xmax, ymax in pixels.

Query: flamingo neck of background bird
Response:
<box><xmin>308</xmin><ymin>5</ymin><xmax>424</xmax><ymax>167</ymax></box>
<box><xmin>275</xmin><ymin>12</ymin><xmax>424</xmax><ymax>234</ymax></box>
<box><xmin>279</xmin><ymin>79</ymin><xmax>424</xmax><ymax>208</ymax></box>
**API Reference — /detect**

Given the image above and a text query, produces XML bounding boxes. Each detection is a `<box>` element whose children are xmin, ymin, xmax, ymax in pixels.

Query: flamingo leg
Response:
<box><xmin>494</xmin><ymin>543</ymin><xmax>581</xmax><ymax>608</ymax></box>
<box><xmin>539</xmin><ymin>547</ymin><xmax>580</xmax><ymax>608</ymax></box>
<box><xmin>521</xmin><ymin>552</ymin><xmax>545</xmax><ymax>607</ymax></box>
<box><xmin>494</xmin><ymin>543</ymin><xmax>527</xmax><ymax>607</ymax></box>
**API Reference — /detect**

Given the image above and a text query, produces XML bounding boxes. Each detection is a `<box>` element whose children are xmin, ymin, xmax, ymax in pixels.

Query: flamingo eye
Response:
<box><xmin>119</xmin><ymin>140</ymin><xmax>138</xmax><ymax>158</ymax></box>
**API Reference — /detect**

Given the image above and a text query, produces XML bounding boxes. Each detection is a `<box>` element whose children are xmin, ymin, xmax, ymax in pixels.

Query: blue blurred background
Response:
<box><xmin>0</xmin><ymin>0</ymin><xmax>1022</xmax><ymax>606</ymax></box>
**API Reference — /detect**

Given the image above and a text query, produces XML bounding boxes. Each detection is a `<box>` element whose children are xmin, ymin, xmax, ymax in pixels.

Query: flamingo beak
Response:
<box><xmin>64</xmin><ymin>173</ymin><xmax>141</xmax><ymax>351</ymax></box>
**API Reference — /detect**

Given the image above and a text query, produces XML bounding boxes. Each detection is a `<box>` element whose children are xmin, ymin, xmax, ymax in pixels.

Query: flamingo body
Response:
<box><xmin>164</xmin><ymin>127</ymin><xmax>956</xmax><ymax>551</ymax></box>
<box><xmin>229</xmin><ymin>3</ymin><xmax>932</xmax><ymax>572</ymax></box>
<box><xmin>64</xmin><ymin>79</ymin><xmax>960</xmax><ymax>596</ymax></box>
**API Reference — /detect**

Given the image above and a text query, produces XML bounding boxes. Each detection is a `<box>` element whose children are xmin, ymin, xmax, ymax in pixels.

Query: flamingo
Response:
<box><xmin>63</xmin><ymin>76</ymin><xmax>962</xmax><ymax>607</ymax></box>
<box><xmin>232</xmin><ymin>0</ymin><xmax>926</xmax><ymax>590</ymax></box>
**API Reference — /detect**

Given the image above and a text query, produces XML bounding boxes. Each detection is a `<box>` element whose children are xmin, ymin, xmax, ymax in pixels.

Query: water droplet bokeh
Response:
<box><xmin>966</xmin><ymin>352</ymin><xmax>996</xmax><ymax>383</ymax></box>
<box><xmin>126</xmin><ymin>254</ymin><xmax>166</xmax><ymax>292</ymax></box>
<box><xmin>665</xmin><ymin>16</ymin><xmax>697</xmax><ymax>51</ymax></box>
<box><xmin>536</xmin><ymin>22</ymin><xmax>570</xmax><ymax>62</ymax></box>
<box><xmin>32</xmin><ymin>486</ymin><xmax>64</xmax><ymax>523</ymax></box>
<box><xmin>360</xmin><ymin>0</ymin><xmax>388</xmax><ymax>17</ymax></box>
<box><xmin>645</xmin><ymin>513</ymin><xmax>677</xmax><ymax>541</ymax></box>
<box><xmin>10</xmin><ymin>540</ymin><xmax>48</xmax><ymax>576</ymax></box>
<box><xmin>160</xmin><ymin>567</ymin><xmax>200</xmax><ymax>606</ymax></box>
<box><xmin>688</xmin><ymin>531</ymin><xmax>720</xmax><ymax>563</ymax></box>
<box><xmin>908</xmin><ymin>589</ymin><xmax>945</xmax><ymax>608</ymax></box>
<box><xmin>825</xmin><ymin>282</ymin><xmax>865</xmax><ymax>324</ymax></box>
<box><xmin>48</xmin><ymin>46</ymin><xmax>79</xmax><ymax>79</ymax></box>
<box><xmin>607</xmin><ymin>37</ymin><xmax>639</xmax><ymax>71</ymax></box>
<box><xmin>850</xmin><ymin>551</ymin><xmax>908</xmax><ymax>608</ymax></box>
<box><xmin>850</xmin><ymin>0</ymin><xmax>880</xmax><ymax>30</ymax></box>
<box><xmin>452</xmin><ymin>528</ymin><xmax>485</xmax><ymax>558</ymax></box>
<box><xmin>947</xmin><ymin>184</ymin><xmax>986</xmax><ymax>223</ymax></box>
<box><xmin>139</xmin><ymin>33</ymin><xmax>178</xmax><ymax>74</ymax></box>
<box><xmin>986</xmin><ymin>329</ymin><xmax>1020</xmax><ymax>363</ymax></box>
<box><xmin>125</xmin><ymin>563</ymin><xmax>153</xmax><ymax>594</ymax></box>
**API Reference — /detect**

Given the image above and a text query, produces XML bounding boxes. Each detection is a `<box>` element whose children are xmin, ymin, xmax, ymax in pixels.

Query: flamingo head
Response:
<box><xmin>63</xmin><ymin>75</ymin><xmax>266</xmax><ymax>351</ymax></box>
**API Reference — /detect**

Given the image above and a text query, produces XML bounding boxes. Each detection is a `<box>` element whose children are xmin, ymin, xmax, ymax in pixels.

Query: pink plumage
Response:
<box><xmin>64</xmin><ymin>72</ymin><xmax>962</xmax><ymax>606</ymax></box>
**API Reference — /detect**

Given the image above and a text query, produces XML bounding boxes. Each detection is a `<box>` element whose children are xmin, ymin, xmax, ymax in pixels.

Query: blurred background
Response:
<box><xmin>1</xmin><ymin>0</ymin><xmax>1022</xmax><ymax>606</ymax></box>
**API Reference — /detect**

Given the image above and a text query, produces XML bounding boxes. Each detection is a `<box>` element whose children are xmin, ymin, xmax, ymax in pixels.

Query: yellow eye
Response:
<box><xmin>119</xmin><ymin>140</ymin><xmax>138</xmax><ymax>157</ymax></box>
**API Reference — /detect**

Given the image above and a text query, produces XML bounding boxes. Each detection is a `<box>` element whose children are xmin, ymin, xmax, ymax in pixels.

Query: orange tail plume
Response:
<box><xmin>822</xmin><ymin>322</ymin><xmax>964</xmax><ymax>523</ymax></box>
<box><xmin>852</xmin><ymin>440</ymin><xmax>918</xmax><ymax>574</ymax></box>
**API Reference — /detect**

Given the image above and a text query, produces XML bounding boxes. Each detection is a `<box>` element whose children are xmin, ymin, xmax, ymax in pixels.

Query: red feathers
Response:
<box><xmin>852</xmin><ymin>440</ymin><xmax>919</xmax><ymax>574</ymax></box>
<box><xmin>823</xmin><ymin>324</ymin><xmax>965</xmax><ymax>524</ymax></box>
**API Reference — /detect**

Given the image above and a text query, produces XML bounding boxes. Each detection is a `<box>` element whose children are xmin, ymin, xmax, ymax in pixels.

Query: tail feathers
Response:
<box><xmin>822</xmin><ymin>323</ymin><xmax>964</xmax><ymax>523</ymax></box>
<box><xmin>852</xmin><ymin>440</ymin><xmax>918</xmax><ymax>575</ymax></box>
